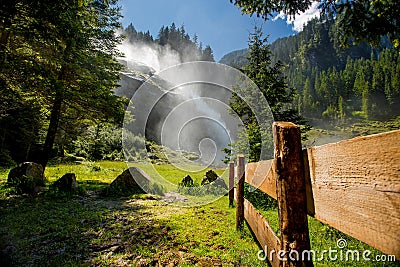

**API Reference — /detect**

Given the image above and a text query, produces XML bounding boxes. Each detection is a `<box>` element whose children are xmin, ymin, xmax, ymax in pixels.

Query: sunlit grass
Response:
<box><xmin>0</xmin><ymin>160</ymin><xmax>265</xmax><ymax>266</ymax></box>
<box><xmin>1</xmin><ymin>161</ymin><xmax>397</xmax><ymax>266</ymax></box>
<box><xmin>42</xmin><ymin>161</ymin><xmax>226</xmax><ymax>186</ymax></box>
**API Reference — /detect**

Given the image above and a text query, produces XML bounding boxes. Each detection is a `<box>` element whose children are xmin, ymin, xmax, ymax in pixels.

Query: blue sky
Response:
<box><xmin>118</xmin><ymin>0</ymin><xmax>319</xmax><ymax>61</ymax></box>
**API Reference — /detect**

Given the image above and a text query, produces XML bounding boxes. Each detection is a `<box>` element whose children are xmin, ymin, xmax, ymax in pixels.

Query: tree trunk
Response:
<box><xmin>38</xmin><ymin>65</ymin><xmax>67</xmax><ymax>170</ymax></box>
<box><xmin>39</xmin><ymin>91</ymin><xmax>63</xmax><ymax>169</ymax></box>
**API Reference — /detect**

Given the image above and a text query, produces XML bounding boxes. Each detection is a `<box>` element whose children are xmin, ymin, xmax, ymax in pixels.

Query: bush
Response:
<box><xmin>244</xmin><ymin>183</ymin><xmax>277</xmax><ymax>210</ymax></box>
<box><xmin>178</xmin><ymin>182</ymin><xmax>228</xmax><ymax>196</ymax></box>
<box><xmin>10</xmin><ymin>175</ymin><xmax>36</xmax><ymax>194</ymax></box>
<box><xmin>65</xmin><ymin>123</ymin><xmax>146</xmax><ymax>162</ymax></box>
<box><xmin>0</xmin><ymin>149</ymin><xmax>15</xmax><ymax>167</ymax></box>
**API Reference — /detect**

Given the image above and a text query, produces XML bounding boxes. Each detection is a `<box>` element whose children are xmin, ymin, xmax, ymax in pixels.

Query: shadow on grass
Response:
<box><xmin>0</xmin><ymin>184</ymin><xmax>176</xmax><ymax>266</ymax></box>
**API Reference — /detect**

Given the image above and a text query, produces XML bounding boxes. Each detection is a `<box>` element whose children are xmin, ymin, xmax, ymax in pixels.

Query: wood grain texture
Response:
<box><xmin>307</xmin><ymin>129</ymin><xmax>400</xmax><ymax>258</ymax></box>
<box><xmin>245</xmin><ymin>160</ymin><xmax>277</xmax><ymax>199</ymax></box>
<box><xmin>302</xmin><ymin>150</ymin><xmax>315</xmax><ymax>216</ymax></box>
<box><xmin>229</xmin><ymin>162</ymin><xmax>234</xmax><ymax>207</ymax></box>
<box><xmin>244</xmin><ymin>199</ymin><xmax>281</xmax><ymax>267</ymax></box>
<box><xmin>274</xmin><ymin>122</ymin><xmax>313</xmax><ymax>267</ymax></box>
<box><xmin>236</xmin><ymin>155</ymin><xmax>245</xmax><ymax>231</ymax></box>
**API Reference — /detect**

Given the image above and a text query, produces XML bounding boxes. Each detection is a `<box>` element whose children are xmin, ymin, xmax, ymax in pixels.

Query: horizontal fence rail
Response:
<box><xmin>245</xmin><ymin>160</ymin><xmax>276</xmax><ymax>200</ymax></box>
<box><xmin>306</xmin><ymin>129</ymin><xmax>400</xmax><ymax>258</ymax></box>
<box><xmin>244</xmin><ymin>198</ymin><xmax>281</xmax><ymax>267</ymax></box>
<box><xmin>231</xmin><ymin>122</ymin><xmax>400</xmax><ymax>267</ymax></box>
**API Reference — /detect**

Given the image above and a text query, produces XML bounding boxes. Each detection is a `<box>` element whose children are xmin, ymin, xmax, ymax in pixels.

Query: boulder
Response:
<box><xmin>212</xmin><ymin>177</ymin><xmax>228</xmax><ymax>190</ymax></box>
<box><xmin>107</xmin><ymin>167</ymin><xmax>152</xmax><ymax>195</ymax></box>
<box><xmin>201</xmin><ymin>170</ymin><xmax>219</xmax><ymax>185</ymax></box>
<box><xmin>53</xmin><ymin>173</ymin><xmax>78</xmax><ymax>191</ymax></box>
<box><xmin>7</xmin><ymin>162</ymin><xmax>45</xmax><ymax>194</ymax></box>
<box><xmin>180</xmin><ymin>175</ymin><xmax>194</xmax><ymax>187</ymax></box>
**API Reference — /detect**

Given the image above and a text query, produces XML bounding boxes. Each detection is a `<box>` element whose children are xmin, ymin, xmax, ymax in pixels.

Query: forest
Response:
<box><xmin>123</xmin><ymin>22</ymin><xmax>215</xmax><ymax>62</ymax></box>
<box><xmin>221</xmin><ymin>15</ymin><xmax>400</xmax><ymax>123</ymax></box>
<box><xmin>2</xmin><ymin>0</ymin><xmax>400</xmax><ymax>167</ymax></box>
<box><xmin>1</xmin><ymin>0</ymin><xmax>399</xmax><ymax>266</ymax></box>
<box><xmin>0</xmin><ymin>3</ymin><xmax>214</xmax><ymax>167</ymax></box>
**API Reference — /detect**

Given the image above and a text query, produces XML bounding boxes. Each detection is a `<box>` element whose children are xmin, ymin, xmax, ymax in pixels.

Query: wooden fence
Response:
<box><xmin>230</xmin><ymin>122</ymin><xmax>400</xmax><ymax>267</ymax></box>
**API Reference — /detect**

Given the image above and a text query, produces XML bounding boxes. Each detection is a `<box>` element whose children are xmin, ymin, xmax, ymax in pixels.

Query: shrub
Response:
<box><xmin>244</xmin><ymin>183</ymin><xmax>277</xmax><ymax>210</ymax></box>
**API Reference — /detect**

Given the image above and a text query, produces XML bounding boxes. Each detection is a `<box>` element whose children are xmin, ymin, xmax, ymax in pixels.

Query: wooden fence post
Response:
<box><xmin>236</xmin><ymin>155</ymin><xmax>245</xmax><ymax>230</ymax></box>
<box><xmin>229</xmin><ymin>161</ymin><xmax>234</xmax><ymax>207</ymax></box>
<box><xmin>273</xmin><ymin>122</ymin><xmax>313</xmax><ymax>267</ymax></box>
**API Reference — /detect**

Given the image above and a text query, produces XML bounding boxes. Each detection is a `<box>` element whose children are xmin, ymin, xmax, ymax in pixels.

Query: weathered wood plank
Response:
<box><xmin>307</xmin><ymin>129</ymin><xmax>400</xmax><ymax>258</ymax></box>
<box><xmin>245</xmin><ymin>160</ymin><xmax>277</xmax><ymax>199</ymax></box>
<box><xmin>244</xmin><ymin>199</ymin><xmax>281</xmax><ymax>267</ymax></box>
<box><xmin>302</xmin><ymin>150</ymin><xmax>315</xmax><ymax>216</ymax></box>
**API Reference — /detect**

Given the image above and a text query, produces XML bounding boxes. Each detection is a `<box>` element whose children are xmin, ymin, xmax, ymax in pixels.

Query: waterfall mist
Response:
<box><xmin>117</xmin><ymin>40</ymin><xmax>243</xmax><ymax>167</ymax></box>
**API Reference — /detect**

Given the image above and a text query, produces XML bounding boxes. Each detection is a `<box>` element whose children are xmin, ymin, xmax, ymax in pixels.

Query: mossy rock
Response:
<box><xmin>53</xmin><ymin>173</ymin><xmax>78</xmax><ymax>192</ymax></box>
<box><xmin>180</xmin><ymin>175</ymin><xmax>194</xmax><ymax>187</ymax></box>
<box><xmin>201</xmin><ymin>170</ymin><xmax>219</xmax><ymax>185</ymax></box>
<box><xmin>104</xmin><ymin>167</ymin><xmax>152</xmax><ymax>196</ymax></box>
<box><xmin>7</xmin><ymin>162</ymin><xmax>46</xmax><ymax>194</ymax></box>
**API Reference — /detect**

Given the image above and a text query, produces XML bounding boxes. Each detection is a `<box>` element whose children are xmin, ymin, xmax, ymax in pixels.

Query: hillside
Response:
<box><xmin>219</xmin><ymin>16</ymin><xmax>400</xmax><ymax>124</ymax></box>
<box><xmin>219</xmin><ymin>48</ymin><xmax>248</xmax><ymax>68</ymax></box>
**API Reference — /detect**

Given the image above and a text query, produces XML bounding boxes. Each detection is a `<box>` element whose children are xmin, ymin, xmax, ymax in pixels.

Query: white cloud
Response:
<box><xmin>272</xmin><ymin>1</ymin><xmax>320</xmax><ymax>32</ymax></box>
<box><xmin>272</xmin><ymin>12</ymin><xmax>286</xmax><ymax>22</ymax></box>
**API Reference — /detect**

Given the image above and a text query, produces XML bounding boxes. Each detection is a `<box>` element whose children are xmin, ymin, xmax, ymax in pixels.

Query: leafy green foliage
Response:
<box><xmin>0</xmin><ymin>86</ymin><xmax>44</xmax><ymax>166</ymax></box>
<box><xmin>244</xmin><ymin>183</ymin><xmax>277</xmax><ymax>210</ymax></box>
<box><xmin>72</xmin><ymin>123</ymin><xmax>124</xmax><ymax>161</ymax></box>
<box><xmin>0</xmin><ymin>0</ymin><xmax>126</xmax><ymax>168</ymax></box>
<box><xmin>230</xmin><ymin>0</ymin><xmax>313</xmax><ymax>18</ymax></box>
<box><xmin>229</xmin><ymin>0</ymin><xmax>400</xmax><ymax>48</ymax></box>
<box><xmin>332</xmin><ymin>0</ymin><xmax>400</xmax><ymax>48</ymax></box>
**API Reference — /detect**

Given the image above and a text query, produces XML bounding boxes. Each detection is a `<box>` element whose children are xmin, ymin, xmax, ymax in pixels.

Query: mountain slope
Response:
<box><xmin>219</xmin><ymin>48</ymin><xmax>248</xmax><ymax>68</ymax></box>
<box><xmin>219</xmin><ymin>17</ymin><xmax>399</xmax><ymax>122</ymax></box>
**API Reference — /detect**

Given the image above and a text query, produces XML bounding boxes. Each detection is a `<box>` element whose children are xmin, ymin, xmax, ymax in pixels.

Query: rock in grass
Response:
<box><xmin>106</xmin><ymin>167</ymin><xmax>152</xmax><ymax>196</ymax></box>
<box><xmin>201</xmin><ymin>170</ymin><xmax>218</xmax><ymax>185</ymax></box>
<box><xmin>212</xmin><ymin>177</ymin><xmax>228</xmax><ymax>190</ymax></box>
<box><xmin>7</xmin><ymin>162</ymin><xmax>45</xmax><ymax>194</ymax></box>
<box><xmin>53</xmin><ymin>173</ymin><xmax>78</xmax><ymax>191</ymax></box>
<box><xmin>180</xmin><ymin>175</ymin><xmax>194</xmax><ymax>187</ymax></box>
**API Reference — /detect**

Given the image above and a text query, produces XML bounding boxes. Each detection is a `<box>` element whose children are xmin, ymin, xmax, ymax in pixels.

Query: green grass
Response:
<box><xmin>1</xmin><ymin>161</ymin><xmax>398</xmax><ymax>266</ymax></box>
<box><xmin>245</xmin><ymin>186</ymin><xmax>399</xmax><ymax>266</ymax></box>
<box><xmin>0</xmin><ymin>161</ymin><xmax>261</xmax><ymax>266</ymax></box>
<box><xmin>252</xmin><ymin>203</ymin><xmax>399</xmax><ymax>267</ymax></box>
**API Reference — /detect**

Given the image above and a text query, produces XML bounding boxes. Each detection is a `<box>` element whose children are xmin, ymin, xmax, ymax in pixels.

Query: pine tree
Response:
<box><xmin>229</xmin><ymin>25</ymin><xmax>309</xmax><ymax>161</ymax></box>
<box><xmin>0</xmin><ymin>0</ymin><xmax>126</xmax><ymax>168</ymax></box>
<box><xmin>202</xmin><ymin>45</ymin><xmax>214</xmax><ymax>61</ymax></box>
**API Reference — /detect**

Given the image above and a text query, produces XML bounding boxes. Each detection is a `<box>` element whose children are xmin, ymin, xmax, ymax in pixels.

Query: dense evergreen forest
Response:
<box><xmin>123</xmin><ymin>22</ymin><xmax>215</xmax><ymax>63</ymax></box>
<box><xmin>0</xmin><ymin>0</ymin><xmax>214</xmax><ymax>168</ymax></box>
<box><xmin>2</xmin><ymin>0</ymin><xmax>399</xmax><ymax>167</ymax></box>
<box><xmin>221</xmin><ymin>16</ymin><xmax>400</xmax><ymax>123</ymax></box>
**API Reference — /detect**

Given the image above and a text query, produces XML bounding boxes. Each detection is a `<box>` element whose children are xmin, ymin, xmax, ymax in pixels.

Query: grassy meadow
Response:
<box><xmin>0</xmin><ymin>161</ymin><xmax>398</xmax><ymax>266</ymax></box>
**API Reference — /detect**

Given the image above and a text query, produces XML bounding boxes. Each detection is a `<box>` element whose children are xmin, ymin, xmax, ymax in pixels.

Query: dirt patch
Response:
<box><xmin>162</xmin><ymin>191</ymin><xmax>188</xmax><ymax>204</ymax></box>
